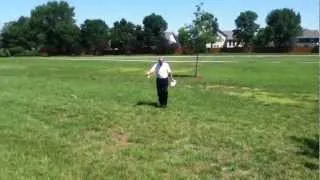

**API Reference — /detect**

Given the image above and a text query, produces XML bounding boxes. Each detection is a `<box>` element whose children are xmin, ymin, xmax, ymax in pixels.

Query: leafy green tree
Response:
<box><xmin>143</xmin><ymin>13</ymin><xmax>168</xmax><ymax>49</ymax></box>
<box><xmin>178</xmin><ymin>26</ymin><xmax>193</xmax><ymax>49</ymax></box>
<box><xmin>189</xmin><ymin>3</ymin><xmax>219</xmax><ymax>76</ymax></box>
<box><xmin>133</xmin><ymin>25</ymin><xmax>145</xmax><ymax>51</ymax></box>
<box><xmin>110</xmin><ymin>18</ymin><xmax>136</xmax><ymax>53</ymax></box>
<box><xmin>253</xmin><ymin>27</ymin><xmax>272</xmax><ymax>47</ymax></box>
<box><xmin>233</xmin><ymin>11</ymin><xmax>259</xmax><ymax>48</ymax></box>
<box><xmin>0</xmin><ymin>34</ymin><xmax>2</xmax><ymax>48</ymax></box>
<box><xmin>29</xmin><ymin>1</ymin><xmax>80</xmax><ymax>54</ymax></box>
<box><xmin>266</xmin><ymin>8</ymin><xmax>302</xmax><ymax>48</ymax></box>
<box><xmin>80</xmin><ymin>19</ymin><xmax>109</xmax><ymax>54</ymax></box>
<box><xmin>191</xmin><ymin>3</ymin><xmax>218</xmax><ymax>52</ymax></box>
<box><xmin>1</xmin><ymin>16</ymin><xmax>34</xmax><ymax>50</ymax></box>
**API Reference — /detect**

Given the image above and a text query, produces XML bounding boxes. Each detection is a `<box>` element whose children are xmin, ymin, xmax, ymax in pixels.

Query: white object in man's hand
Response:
<box><xmin>170</xmin><ymin>79</ymin><xmax>177</xmax><ymax>87</ymax></box>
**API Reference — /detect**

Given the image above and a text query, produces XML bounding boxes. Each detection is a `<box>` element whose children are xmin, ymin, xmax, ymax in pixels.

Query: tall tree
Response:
<box><xmin>189</xmin><ymin>3</ymin><xmax>219</xmax><ymax>76</ymax></box>
<box><xmin>0</xmin><ymin>34</ymin><xmax>2</xmax><ymax>48</ymax></box>
<box><xmin>191</xmin><ymin>3</ymin><xmax>218</xmax><ymax>52</ymax></box>
<box><xmin>1</xmin><ymin>16</ymin><xmax>34</xmax><ymax>50</ymax></box>
<box><xmin>133</xmin><ymin>25</ymin><xmax>145</xmax><ymax>51</ymax></box>
<box><xmin>29</xmin><ymin>1</ymin><xmax>80</xmax><ymax>54</ymax></box>
<box><xmin>110</xmin><ymin>18</ymin><xmax>136</xmax><ymax>53</ymax></box>
<box><xmin>80</xmin><ymin>19</ymin><xmax>109</xmax><ymax>54</ymax></box>
<box><xmin>253</xmin><ymin>27</ymin><xmax>272</xmax><ymax>47</ymax></box>
<box><xmin>266</xmin><ymin>8</ymin><xmax>302</xmax><ymax>48</ymax></box>
<box><xmin>233</xmin><ymin>11</ymin><xmax>259</xmax><ymax>48</ymax></box>
<box><xmin>142</xmin><ymin>13</ymin><xmax>168</xmax><ymax>49</ymax></box>
<box><xmin>178</xmin><ymin>26</ymin><xmax>193</xmax><ymax>50</ymax></box>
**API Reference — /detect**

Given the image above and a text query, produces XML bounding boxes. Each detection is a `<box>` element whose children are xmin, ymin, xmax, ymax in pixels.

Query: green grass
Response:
<box><xmin>0</xmin><ymin>56</ymin><xmax>318</xmax><ymax>179</ymax></box>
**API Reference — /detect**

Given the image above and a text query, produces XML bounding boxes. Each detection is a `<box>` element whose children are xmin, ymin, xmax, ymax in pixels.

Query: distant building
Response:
<box><xmin>206</xmin><ymin>30</ymin><xmax>243</xmax><ymax>48</ymax></box>
<box><xmin>295</xmin><ymin>29</ymin><xmax>319</xmax><ymax>47</ymax></box>
<box><xmin>164</xmin><ymin>32</ymin><xmax>180</xmax><ymax>47</ymax></box>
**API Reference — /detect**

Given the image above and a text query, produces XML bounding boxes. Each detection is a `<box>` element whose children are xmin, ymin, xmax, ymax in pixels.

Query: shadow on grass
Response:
<box><xmin>304</xmin><ymin>162</ymin><xmax>319</xmax><ymax>170</ymax></box>
<box><xmin>135</xmin><ymin>101</ymin><xmax>158</xmax><ymax>108</ymax></box>
<box><xmin>290</xmin><ymin>135</ymin><xmax>319</xmax><ymax>170</ymax></box>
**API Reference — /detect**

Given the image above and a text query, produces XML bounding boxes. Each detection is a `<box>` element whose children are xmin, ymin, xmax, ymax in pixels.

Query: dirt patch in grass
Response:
<box><xmin>104</xmin><ymin>128</ymin><xmax>133</xmax><ymax>153</ymax></box>
<box><xmin>196</xmin><ymin>75</ymin><xmax>204</xmax><ymax>80</ymax></box>
<box><xmin>111</xmin><ymin>131</ymin><xmax>130</xmax><ymax>147</ymax></box>
<box><xmin>180</xmin><ymin>162</ymin><xmax>212</xmax><ymax>174</ymax></box>
<box><xmin>73</xmin><ymin>127</ymin><xmax>133</xmax><ymax>154</ymax></box>
<box><xmin>222</xmin><ymin>169</ymin><xmax>255</xmax><ymax>180</ymax></box>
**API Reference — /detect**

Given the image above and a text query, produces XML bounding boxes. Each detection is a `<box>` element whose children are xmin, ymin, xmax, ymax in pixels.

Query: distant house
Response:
<box><xmin>205</xmin><ymin>29</ymin><xmax>320</xmax><ymax>49</ymax></box>
<box><xmin>295</xmin><ymin>29</ymin><xmax>319</xmax><ymax>47</ymax></box>
<box><xmin>206</xmin><ymin>30</ymin><xmax>243</xmax><ymax>48</ymax></box>
<box><xmin>164</xmin><ymin>32</ymin><xmax>180</xmax><ymax>47</ymax></box>
<box><xmin>142</xmin><ymin>32</ymin><xmax>180</xmax><ymax>50</ymax></box>
<box><xmin>206</xmin><ymin>30</ymin><xmax>226</xmax><ymax>48</ymax></box>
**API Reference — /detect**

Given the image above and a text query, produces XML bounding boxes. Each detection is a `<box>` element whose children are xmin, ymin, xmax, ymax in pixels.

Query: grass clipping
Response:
<box><xmin>205</xmin><ymin>84</ymin><xmax>314</xmax><ymax>107</ymax></box>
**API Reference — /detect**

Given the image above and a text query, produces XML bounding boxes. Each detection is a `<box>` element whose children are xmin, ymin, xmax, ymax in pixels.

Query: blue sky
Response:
<box><xmin>0</xmin><ymin>0</ymin><xmax>318</xmax><ymax>32</ymax></box>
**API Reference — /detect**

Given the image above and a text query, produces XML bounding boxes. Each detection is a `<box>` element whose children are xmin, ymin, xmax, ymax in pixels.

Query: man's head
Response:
<box><xmin>158</xmin><ymin>56</ymin><xmax>165</xmax><ymax>65</ymax></box>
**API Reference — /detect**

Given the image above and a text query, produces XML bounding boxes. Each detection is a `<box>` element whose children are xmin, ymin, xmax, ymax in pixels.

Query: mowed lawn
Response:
<box><xmin>0</xmin><ymin>56</ymin><xmax>318</xmax><ymax>179</ymax></box>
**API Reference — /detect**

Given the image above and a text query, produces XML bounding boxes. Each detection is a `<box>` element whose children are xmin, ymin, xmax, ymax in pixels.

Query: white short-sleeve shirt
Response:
<box><xmin>150</xmin><ymin>62</ymin><xmax>172</xmax><ymax>79</ymax></box>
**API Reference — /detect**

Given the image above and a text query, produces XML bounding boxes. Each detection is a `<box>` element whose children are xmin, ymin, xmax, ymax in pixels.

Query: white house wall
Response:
<box><xmin>206</xmin><ymin>31</ymin><xmax>226</xmax><ymax>48</ymax></box>
<box><xmin>226</xmin><ymin>40</ymin><xmax>243</xmax><ymax>48</ymax></box>
<box><xmin>168</xmin><ymin>34</ymin><xmax>177</xmax><ymax>44</ymax></box>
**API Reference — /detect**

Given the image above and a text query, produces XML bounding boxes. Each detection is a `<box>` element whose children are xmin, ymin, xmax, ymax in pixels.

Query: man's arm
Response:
<box><xmin>146</xmin><ymin>64</ymin><xmax>156</xmax><ymax>77</ymax></box>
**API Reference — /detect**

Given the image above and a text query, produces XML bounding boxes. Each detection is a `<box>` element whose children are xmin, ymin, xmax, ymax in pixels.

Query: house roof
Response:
<box><xmin>165</xmin><ymin>32</ymin><xmax>180</xmax><ymax>45</ymax></box>
<box><xmin>220</xmin><ymin>29</ymin><xmax>319</xmax><ymax>40</ymax></box>
<box><xmin>297</xmin><ymin>29</ymin><xmax>319</xmax><ymax>38</ymax></box>
<box><xmin>217</xmin><ymin>30</ymin><xmax>234</xmax><ymax>40</ymax></box>
<box><xmin>164</xmin><ymin>32</ymin><xmax>174</xmax><ymax>41</ymax></box>
<box><xmin>222</xmin><ymin>30</ymin><xmax>234</xmax><ymax>40</ymax></box>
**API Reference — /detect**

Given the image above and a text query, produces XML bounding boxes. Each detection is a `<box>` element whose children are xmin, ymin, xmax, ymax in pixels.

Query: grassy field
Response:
<box><xmin>0</xmin><ymin>55</ymin><xmax>318</xmax><ymax>179</ymax></box>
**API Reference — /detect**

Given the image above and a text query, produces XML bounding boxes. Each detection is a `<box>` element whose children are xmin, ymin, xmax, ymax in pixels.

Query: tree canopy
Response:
<box><xmin>110</xmin><ymin>18</ymin><xmax>136</xmax><ymax>53</ymax></box>
<box><xmin>178</xmin><ymin>3</ymin><xmax>219</xmax><ymax>76</ymax></box>
<box><xmin>81</xmin><ymin>19</ymin><xmax>109</xmax><ymax>54</ymax></box>
<box><xmin>266</xmin><ymin>8</ymin><xmax>302</xmax><ymax>48</ymax></box>
<box><xmin>1</xmin><ymin>16</ymin><xmax>34</xmax><ymax>50</ymax></box>
<box><xmin>178</xmin><ymin>26</ymin><xmax>193</xmax><ymax>50</ymax></box>
<box><xmin>233</xmin><ymin>11</ymin><xmax>259</xmax><ymax>48</ymax></box>
<box><xmin>143</xmin><ymin>13</ymin><xmax>168</xmax><ymax>48</ymax></box>
<box><xmin>29</xmin><ymin>1</ymin><xmax>80</xmax><ymax>54</ymax></box>
<box><xmin>190</xmin><ymin>3</ymin><xmax>219</xmax><ymax>52</ymax></box>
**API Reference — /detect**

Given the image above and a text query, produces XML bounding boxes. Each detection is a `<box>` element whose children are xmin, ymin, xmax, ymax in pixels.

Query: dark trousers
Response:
<box><xmin>156</xmin><ymin>78</ymin><xmax>169</xmax><ymax>106</ymax></box>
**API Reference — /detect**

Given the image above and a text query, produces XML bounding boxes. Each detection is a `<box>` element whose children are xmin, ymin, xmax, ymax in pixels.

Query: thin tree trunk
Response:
<box><xmin>194</xmin><ymin>53</ymin><xmax>199</xmax><ymax>77</ymax></box>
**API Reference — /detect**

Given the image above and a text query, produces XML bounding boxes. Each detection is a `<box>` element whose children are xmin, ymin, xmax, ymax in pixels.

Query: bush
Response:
<box><xmin>312</xmin><ymin>46</ymin><xmax>319</xmax><ymax>53</ymax></box>
<box><xmin>0</xmin><ymin>49</ymin><xmax>10</xmax><ymax>57</ymax></box>
<box><xmin>181</xmin><ymin>47</ymin><xmax>194</xmax><ymax>54</ymax></box>
<box><xmin>0</xmin><ymin>47</ymin><xmax>42</xmax><ymax>57</ymax></box>
<box><xmin>8</xmin><ymin>46</ymin><xmax>25</xmax><ymax>56</ymax></box>
<box><xmin>18</xmin><ymin>49</ymin><xmax>40</xmax><ymax>56</ymax></box>
<box><xmin>155</xmin><ymin>43</ymin><xmax>179</xmax><ymax>54</ymax></box>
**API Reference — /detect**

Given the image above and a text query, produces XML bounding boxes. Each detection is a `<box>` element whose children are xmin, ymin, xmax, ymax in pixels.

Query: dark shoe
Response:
<box><xmin>160</xmin><ymin>105</ymin><xmax>167</xmax><ymax>108</ymax></box>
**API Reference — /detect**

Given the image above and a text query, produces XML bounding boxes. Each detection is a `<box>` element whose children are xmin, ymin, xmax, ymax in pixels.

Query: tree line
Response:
<box><xmin>0</xmin><ymin>1</ymin><xmax>173</xmax><ymax>56</ymax></box>
<box><xmin>178</xmin><ymin>6</ymin><xmax>303</xmax><ymax>53</ymax></box>
<box><xmin>0</xmin><ymin>1</ymin><xmax>303</xmax><ymax>56</ymax></box>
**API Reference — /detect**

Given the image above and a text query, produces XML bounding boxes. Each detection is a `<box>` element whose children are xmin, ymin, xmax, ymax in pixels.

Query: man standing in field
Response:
<box><xmin>146</xmin><ymin>57</ymin><xmax>173</xmax><ymax>108</ymax></box>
